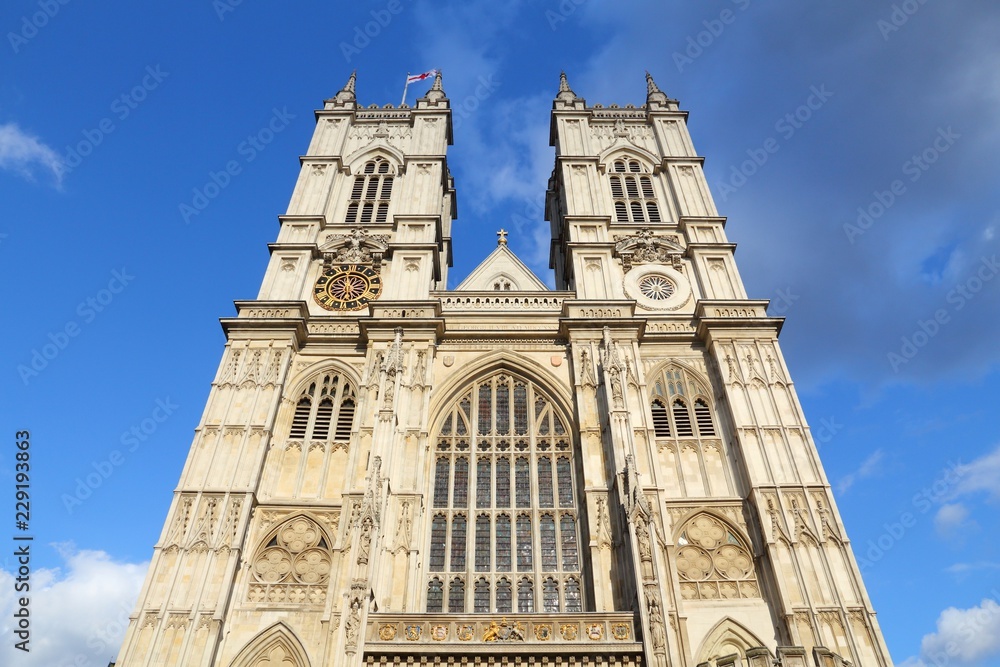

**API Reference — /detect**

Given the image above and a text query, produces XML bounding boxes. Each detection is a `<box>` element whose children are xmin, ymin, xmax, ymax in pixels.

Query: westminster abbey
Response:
<box><xmin>114</xmin><ymin>71</ymin><xmax>895</xmax><ymax>667</ymax></box>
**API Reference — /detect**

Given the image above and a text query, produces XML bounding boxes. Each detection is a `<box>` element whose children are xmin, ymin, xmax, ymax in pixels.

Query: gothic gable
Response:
<box><xmin>455</xmin><ymin>243</ymin><xmax>548</xmax><ymax>291</ymax></box>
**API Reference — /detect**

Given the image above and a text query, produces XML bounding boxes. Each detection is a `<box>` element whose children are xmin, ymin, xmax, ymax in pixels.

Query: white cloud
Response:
<box><xmin>836</xmin><ymin>448</ymin><xmax>885</xmax><ymax>494</ymax></box>
<box><xmin>0</xmin><ymin>543</ymin><xmax>147</xmax><ymax>666</ymax></box>
<box><xmin>951</xmin><ymin>444</ymin><xmax>1000</xmax><ymax>501</ymax></box>
<box><xmin>0</xmin><ymin>122</ymin><xmax>64</xmax><ymax>187</ymax></box>
<box><xmin>946</xmin><ymin>562</ymin><xmax>1000</xmax><ymax>580</ymax></box>
<box><xmin>918</xmin><ymin>598</ymin><xmax>1000</xmax><ymax>666</ymax></box>
<box><xmin>934</xmin><ymin>503</ymin><xmax>971</xmax><ymax>538</ymax></box>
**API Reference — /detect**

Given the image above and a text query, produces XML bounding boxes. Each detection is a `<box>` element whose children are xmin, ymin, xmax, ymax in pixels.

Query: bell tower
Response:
<box><xmin>548</xmin><ymin>71</ymin><xmax>895</xmax><ymax>667</ymax></box>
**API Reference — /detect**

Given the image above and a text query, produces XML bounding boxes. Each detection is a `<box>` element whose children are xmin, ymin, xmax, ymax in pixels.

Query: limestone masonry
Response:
<box><xmin>114</xmin><ymin>71</ymin><xmax>895</xmax><ymax>667</ymax></box>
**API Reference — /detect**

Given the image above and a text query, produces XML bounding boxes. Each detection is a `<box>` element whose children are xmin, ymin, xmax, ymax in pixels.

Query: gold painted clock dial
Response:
<box><xmin>313</xmin><ymin>263</ymin><xmax>382</xmax><ymax>311</ymax></box>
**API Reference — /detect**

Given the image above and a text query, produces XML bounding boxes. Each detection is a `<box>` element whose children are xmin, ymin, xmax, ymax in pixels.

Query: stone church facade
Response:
<box><xmin>114</xmin><ymin>72</ymin><xmax>895</xmax><ymax>667</ymax></box>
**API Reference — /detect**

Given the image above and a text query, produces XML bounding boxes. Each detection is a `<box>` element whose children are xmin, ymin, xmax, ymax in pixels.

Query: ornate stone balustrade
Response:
<box><xmin>439</xmin><ymin>295</ymin><xmax>567</xmax><ymax>312</ymax></box>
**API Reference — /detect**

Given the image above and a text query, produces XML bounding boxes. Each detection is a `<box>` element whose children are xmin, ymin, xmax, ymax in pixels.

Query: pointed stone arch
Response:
<box><xmin>428</xmin><ymin>350</ymin><xmax>574</xmax><ymax>425</ymax></box>
<box><xmin>284</xmin><ymin>361</ymin><xmax>363</xmax><ymax>404</ymax></box>
<box><xmin>344</xmin><ymin>145</ymin><xmax>405</xmax><ymax>174</ymax></box>
<box><xmin>425</xmin><ymin>355</ymin><xmax>587</xmax><ymax>614</ymax></box>
<box><xmin>598</xmin><ymin>145</ymin><xmax>661</xmax><ymax>174</ymax></box>
<box><xmin>228</xmin><ymin>622</ymin><xmax>311</xmax><ymax>667</ymax></box>
<box><xmin>696</xmin><ymin>617</ymin><xmax>770</xmax><ymax>666</ymax></box>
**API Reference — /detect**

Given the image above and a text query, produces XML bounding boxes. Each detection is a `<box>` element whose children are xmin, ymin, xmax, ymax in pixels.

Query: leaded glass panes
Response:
<box><xmin>540</xmin><ymin>514</ymin><xmax>557</xmax><ymax>571</ymax></box>
<box><xmin>515</xmin><ymin>457</ymin><xmax>530</xmax><ymax>507</ymax></box>
<box><xmin>475</xmin><ymin>515</ymin><xmax>490</xmax><ymax>571</ymax></box>
<box><xmin>496</xmin><ymin>457</ymin><xmax>510</xmax><ymax>507</ymax></box>
<box><xmin>428</xmin><ymin>372</ymin><xmax>583</xmax><ymax>613</ymax></box>
<box><xmin>434</xmin><ymin>458</ymin><xmax>450</xmax><ymax>508</ymax></box>
<box><xmin>496</xmin><ymin>514</ymin><xmax>511</xmax><ymax>571</ymax></box>
<box><xmin>557</xmin><ymin>457</ymin><xmax>573</xmax><ymax>507</ymax></box>
<box><xmin>453</xmin><ymin>457</ymin><xmax>469</xmax><ymax>507</ymax></box>
<box><xmin>496</xmin><ymin>578</ymin><xmax>512</xmax><ymax>613</ymax></box>
<box><xmin>516</xmin><ymin>515</ymin><xmax>532</xmax><ymax>571</ymax></box>
<box><xmin>430</xmin><ymin>516</ymin><xmax>446</xmax><ymax>571</ymax></box>
<box><xmin>560</xmin><ymin>514</ymin><xmax>579</xmax><ymax>571</ymax></box>
<box><xmin>477</xmin><ymin>459</ymin><xmax>491</xmax><ymax>508</ymax></box>
<box><xmin>451</xmin><ymin>515</ymin><xmax>467</xmax><ymax>571</ymax></box>
<box><xmin>565</xmin><ymin>578</ymin><xmax>582</xmax><ymax>612</ymax></box>
<box><xmin>474</xmin><ymin>578</ymin><xmax>490</xmax><ymax>612</ymax></box>
<box><xmin>542</xmin><ymin>577</ymin><xmax>560</xmax><ymax>612</ymax></box>
<box><xmin>538</xmin><ymin>457</ymin><xmax>553</xmax><ymax>507</ymax></box>
<box><xmin>514</xmin><ymin>383</ymin><xmax>528</xmax><ymax>434</ymax></box>
<box><xmin>427</xmin><ymin>578</ymin><xmax>443</xmax><ymax>612</ymax></box>
<box><xmin>449</xmin><ymin>578</ymin><xmax>465</xmax><ymax>612</ymax></box>
<box><xmin>478</xmin><ymin>384</ymin><xmax>492</xmax><ymax>435</ymax></box>
<box><xmin>517</xmin><ymin>578</ymin><xmax>534</xmax><ymax>612</ymax></box>
<box><xmin>496</xmin><ymin>382</ymin><xmax>510</xmax><ymax>435</ymax></box>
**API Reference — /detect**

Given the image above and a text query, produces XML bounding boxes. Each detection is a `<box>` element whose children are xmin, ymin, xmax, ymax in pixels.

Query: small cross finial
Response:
<box><xmin>497</xmin><ymin>229</ymin><xmax>508</xmax><ymax>245</ymax></box>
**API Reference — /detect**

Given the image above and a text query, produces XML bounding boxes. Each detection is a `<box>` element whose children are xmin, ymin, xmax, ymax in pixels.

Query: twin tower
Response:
<box><xmin>114</xmin><ymin>72</ymin><xmax>895</xmax><ymax>667</ymax></box>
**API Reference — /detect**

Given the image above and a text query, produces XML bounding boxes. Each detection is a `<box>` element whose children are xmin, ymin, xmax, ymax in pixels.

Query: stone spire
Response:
<box><xmin>329</xmin><ymin>70</ymin><xmax>357</xmax><ymax>107</ymax></box>
<box><xmin>554</xmin><ymin>71</ymin><xmax>584</xmax><ymax>110</ymax></box>
<box><xmin>418</xmin><ymin>70</ymin><xmax>448</xmax><ymax>107</ymax></box>
<box><xmin>557</xmin><ymin>71</ymin><xmax>576</xmax><ymax>101</ymax></box>
<box><xmin>645</xmin><ymin>71</ymin><xmax>671</xmax><ymax>109</ymax></box>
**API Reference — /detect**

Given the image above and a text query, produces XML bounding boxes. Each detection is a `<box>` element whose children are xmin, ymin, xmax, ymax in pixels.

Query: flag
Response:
<box><xmin>406</xmin><ymin>70</ymin><xmax>438</xmax><ymax>84</ymax></box>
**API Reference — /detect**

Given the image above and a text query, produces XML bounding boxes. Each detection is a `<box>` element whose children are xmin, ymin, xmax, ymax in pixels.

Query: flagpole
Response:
<box><xmin>401</xmin><ymin>72</ymin><xmax>410</xmax><ymax>107</ymax></box>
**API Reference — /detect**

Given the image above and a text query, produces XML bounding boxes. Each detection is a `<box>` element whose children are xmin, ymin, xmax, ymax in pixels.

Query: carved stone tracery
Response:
<box><xmin>247</xmin><ymin>516</ymin><xmax>333</xmax><ymax>605</ymax></box>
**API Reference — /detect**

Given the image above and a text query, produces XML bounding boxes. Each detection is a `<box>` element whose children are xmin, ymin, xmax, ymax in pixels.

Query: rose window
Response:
<box><xmin>638</xmin><ymin>274</ymin><xmax>675</xmax><ymax>301</ymax></box>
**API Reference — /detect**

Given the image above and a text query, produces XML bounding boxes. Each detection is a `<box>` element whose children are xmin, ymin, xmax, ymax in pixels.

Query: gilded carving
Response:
<box><xmin>483</xmin><ymin>618</ymin><xmax>525</xmax><ymax>642</ymax></box>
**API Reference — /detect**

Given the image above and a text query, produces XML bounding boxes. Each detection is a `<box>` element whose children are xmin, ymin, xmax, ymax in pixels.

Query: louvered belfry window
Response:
<box><xmin>345</xmin><ymin>157</ymin><xmax>393</xmax><ymax>225</ymax></box>
<box><xmin>287</xmin><ymin>372</ymin><xmax>356</xmax><ymax>441</ymax></box>
<box><xmin>427</xmin><ymin>372</ymin><xmax>584</xmax><ymax>613</ymax></box>
<box><xmin>609</xmin><ymin>158</ymin><xmax>662</xmax><ymax>223</ymax></box>
<box><xmin>648</xmin><ymin>365</ymin><xmax>718</xmax><ymax>440</ymax></box>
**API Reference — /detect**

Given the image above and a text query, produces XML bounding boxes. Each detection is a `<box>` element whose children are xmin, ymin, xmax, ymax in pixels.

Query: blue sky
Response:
<box><xmin>1</xmin><ymin>1</ymin><xmax>999</xmax><ymax>665</ymax></box>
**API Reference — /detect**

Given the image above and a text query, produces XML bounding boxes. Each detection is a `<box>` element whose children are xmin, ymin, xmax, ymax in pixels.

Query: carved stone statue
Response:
<box><xmin>357</xmin><ymin>518</ymin><xmax>373</xmax><ymax>565</ymax></box>
<box><xmin>648</xmin><ymin>597</ymin><xmax>666</xmax><ymax>650</ymax></box>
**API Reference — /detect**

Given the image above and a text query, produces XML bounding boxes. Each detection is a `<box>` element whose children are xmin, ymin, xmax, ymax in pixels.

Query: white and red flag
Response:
<box><xmin>406</xmin><ymin>69</ymin><xmax>438</xmax><ymax>84</ymax></box>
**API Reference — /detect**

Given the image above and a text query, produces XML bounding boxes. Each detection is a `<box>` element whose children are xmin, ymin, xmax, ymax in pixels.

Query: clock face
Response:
<box><xmin>313</xmin><ymin>264</ymin><xmax>382</xmax><ymax>311</ymax></box>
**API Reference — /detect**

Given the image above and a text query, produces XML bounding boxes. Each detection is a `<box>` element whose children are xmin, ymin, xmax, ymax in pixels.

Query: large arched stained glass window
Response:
<box><xmin>427</xmin><ymin>372</ymin><xmax>584</xmax><ymax>613</ymax></box>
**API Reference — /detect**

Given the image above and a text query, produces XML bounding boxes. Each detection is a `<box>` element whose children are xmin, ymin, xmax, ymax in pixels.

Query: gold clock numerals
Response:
<box><xmin>313</xmin><ymin>263</ymin><xmax>382</xmax><ymax>311</ymax></box>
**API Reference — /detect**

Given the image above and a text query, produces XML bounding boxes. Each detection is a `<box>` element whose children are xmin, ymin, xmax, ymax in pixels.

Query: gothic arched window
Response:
<box><xmin>609</xmin><ymin>158</ymin><xmax>661</xmax><ymax>223</ymax></box>
<box><xmin>648</xmin><ymin>365</ymin><xmax>718</xmax><ymax>440</ymax></box>
<box><xmin>346</xmin><ymin>157</ymin><xmax>394</xmax><ymax>225</ymax></box>
<box><xmin>675</xmin><ymin>514</ymin><xmax>759</xmax><ymax>600</ymax></box>
<box><xmin>288</xmin><ymin>372</ymin><xmax>357</xmax><ymax>442</ymax></box>
<box><xmin>427</xmin><ymin>372</ymin><xmax>584</xmax><ymax>613</ymax></box>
